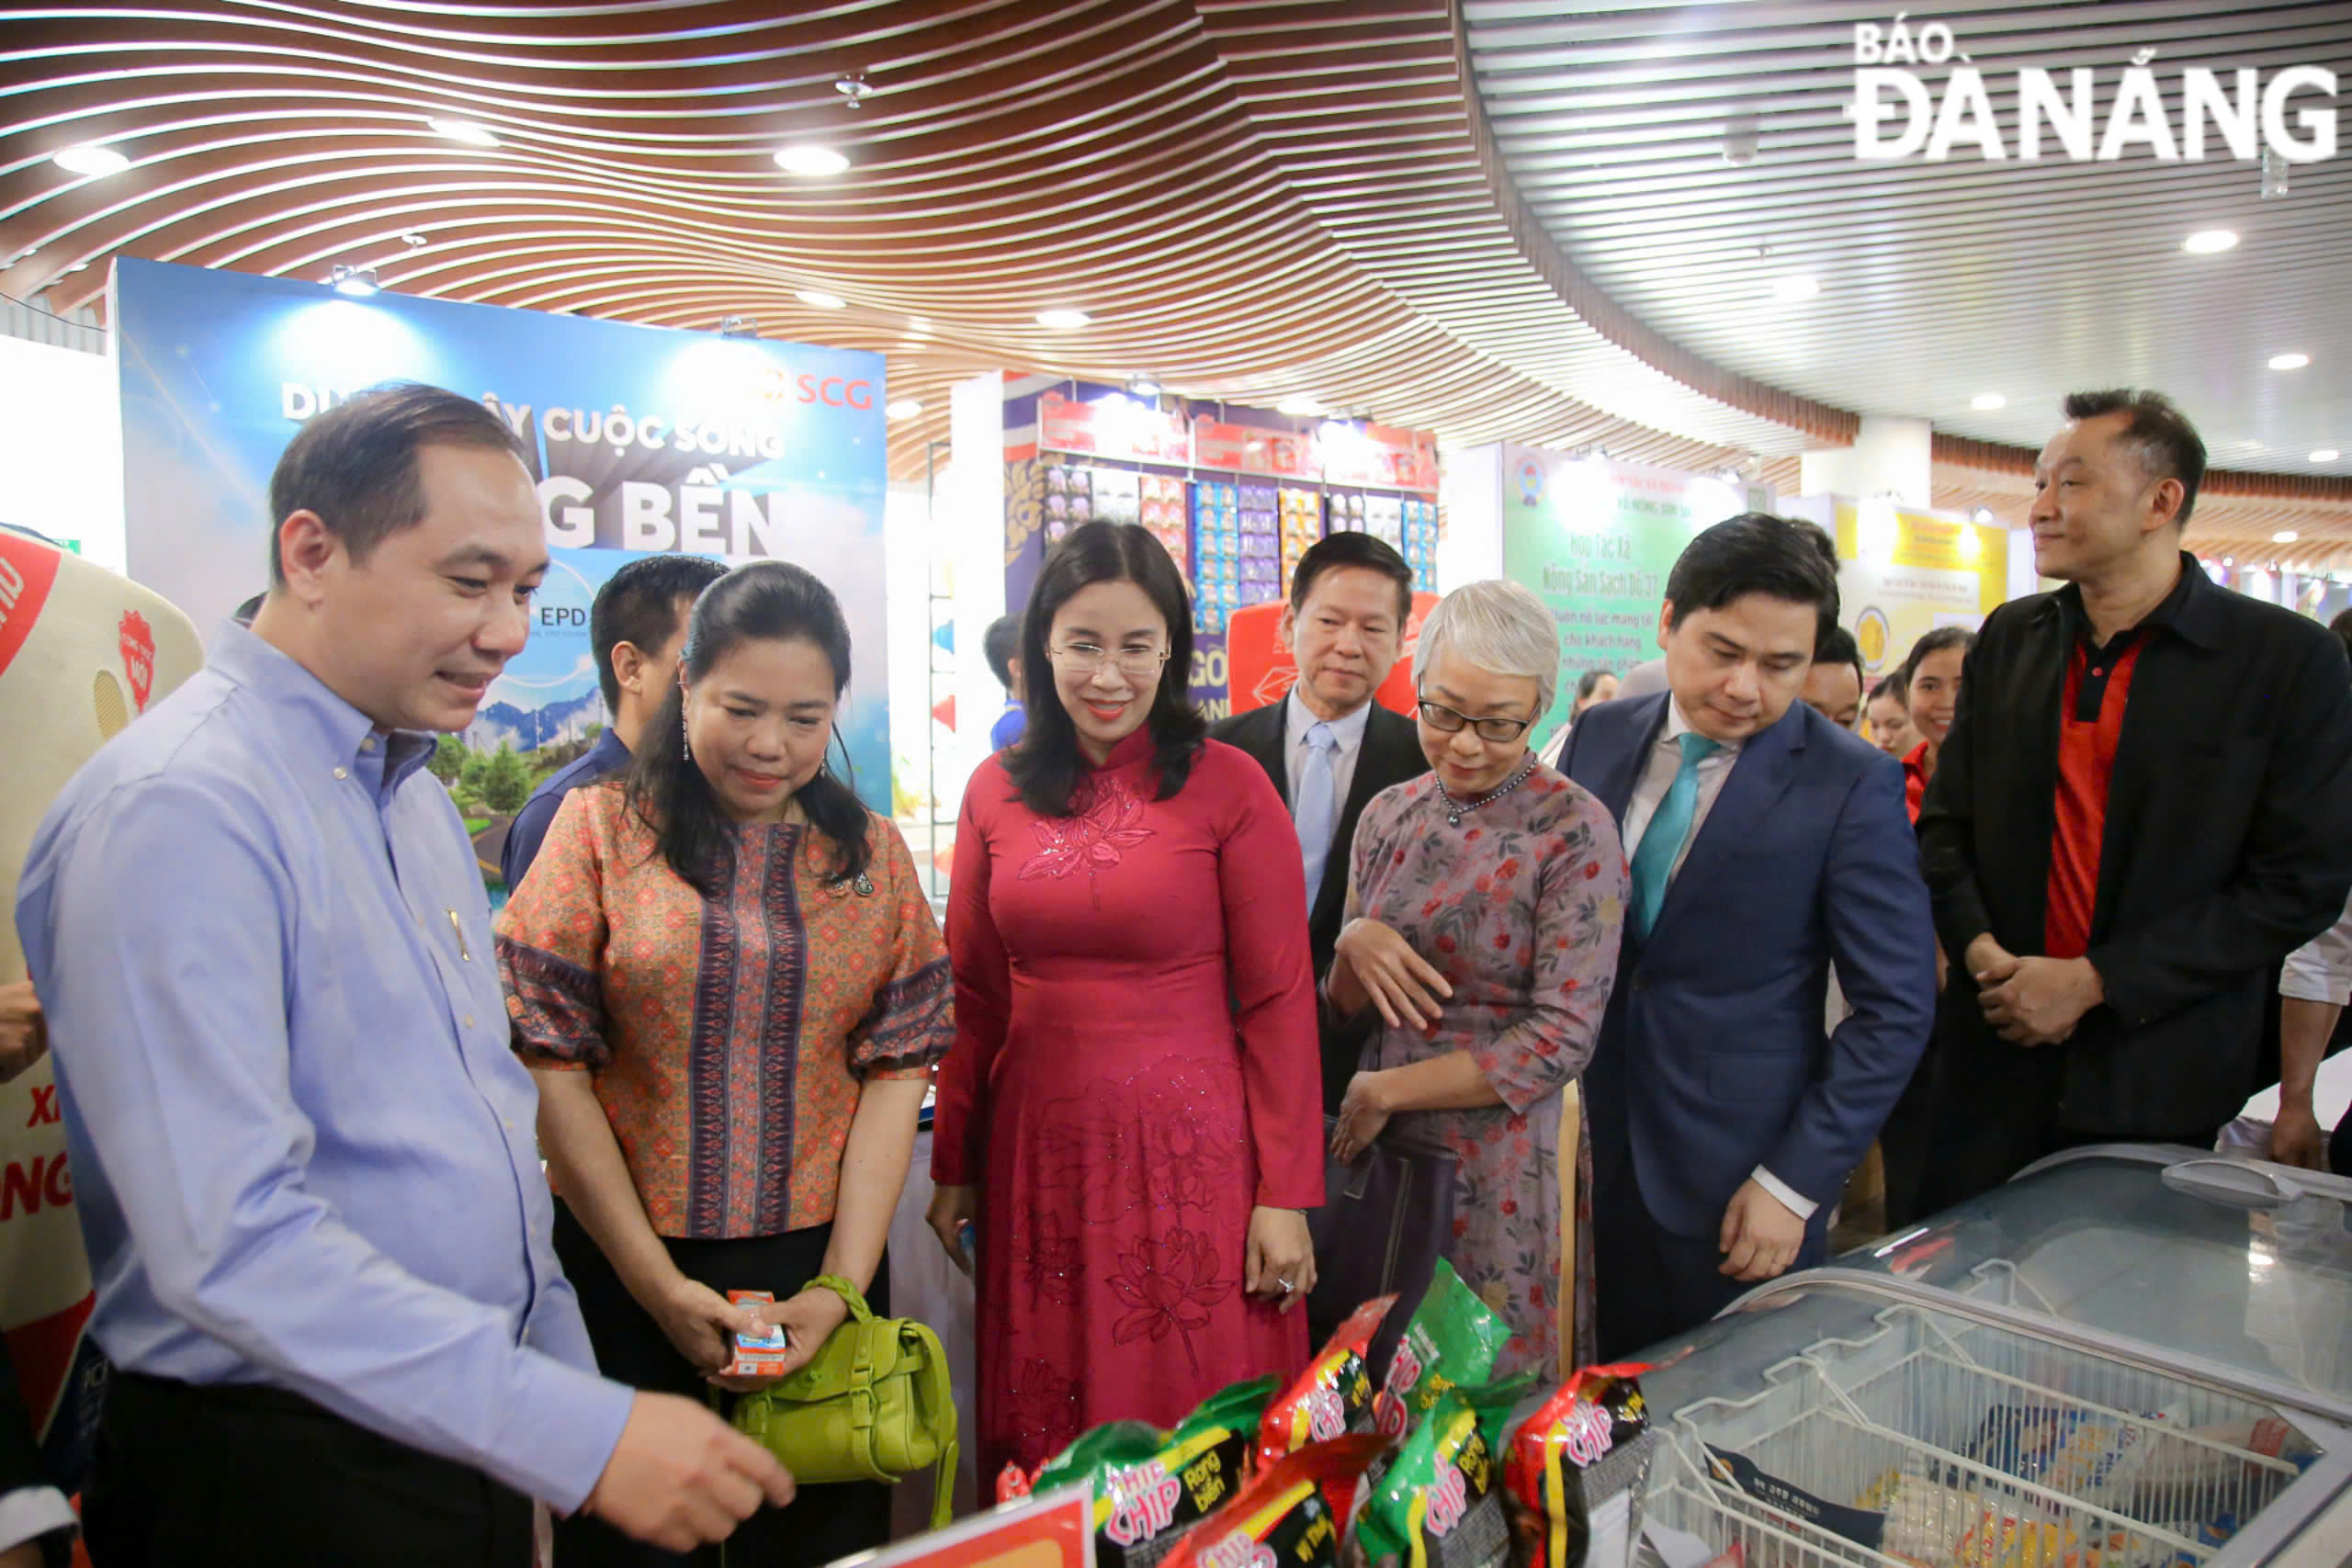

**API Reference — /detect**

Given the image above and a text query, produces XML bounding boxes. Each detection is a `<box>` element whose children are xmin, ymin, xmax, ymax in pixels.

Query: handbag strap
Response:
<box><xmin>805</xmin><ymin>1273</ymin><xmax>876</xmax><ymax>1325</ymax></box>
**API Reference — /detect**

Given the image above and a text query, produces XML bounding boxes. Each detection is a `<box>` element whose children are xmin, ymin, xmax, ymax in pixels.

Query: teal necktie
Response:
<box><xmin>1629</xmin><ymin>732</ymin><xmax>1722</xmax><ymax>939</ymax></box>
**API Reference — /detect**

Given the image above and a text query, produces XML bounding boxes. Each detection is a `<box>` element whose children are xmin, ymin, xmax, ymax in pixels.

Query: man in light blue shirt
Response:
<box><xmin>14</xmin><ymin>384</ymin><xmax>790</xmax><ymax>1565</ymax></box>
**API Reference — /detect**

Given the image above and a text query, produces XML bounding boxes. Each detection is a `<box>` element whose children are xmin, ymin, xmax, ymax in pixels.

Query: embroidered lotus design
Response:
<box><xmin>1017</xmin><ymin>775</ymin><xmax>1155</xmax><ymax>908</ymax></box>
<box><xmin>1107</xmin><ymin>1226</ymin><xmax>1235</xmax><ymax>1376</ymax></box>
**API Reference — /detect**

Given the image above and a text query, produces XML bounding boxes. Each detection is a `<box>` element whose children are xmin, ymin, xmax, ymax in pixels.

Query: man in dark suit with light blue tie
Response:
<box><xmin>1559</xmin><ymin>514</ymin><xmax>1937</xmax><ymax>1358</ymax></box>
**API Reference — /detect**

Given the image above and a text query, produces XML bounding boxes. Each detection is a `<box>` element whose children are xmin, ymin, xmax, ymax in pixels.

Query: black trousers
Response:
<box><xmin>551</xmin><ymin>1201</ymin><xmax>893</xmax><ymax>1568</ymax></box>
<box><xmin>1593</xmin><ymin>1160</ymin><xmax>1826</xmax><ymax>1364</ymax></box>
<box><xmin>85</xmin><ymin>1371</ymin><xmax>534</xmax><ymax>1568</ymax></box>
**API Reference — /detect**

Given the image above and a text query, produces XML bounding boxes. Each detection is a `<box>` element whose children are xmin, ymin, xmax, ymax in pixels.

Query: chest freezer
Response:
<box><xmin>1618</xmin><ymin>1146</ymin><xmax>2352</xmax><ymax>1568</ymax></box>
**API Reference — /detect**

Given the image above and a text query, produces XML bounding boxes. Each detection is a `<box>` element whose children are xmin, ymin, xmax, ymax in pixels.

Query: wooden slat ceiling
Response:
<box><xmin>1465</xmin><ymin>0</ymin><xmax>2352</xmax><ymax>554</ymax></box>
<box><xmin>0</xmin><ymin>1</ymin><xmax>2345</xmax><ymax>560</ymax></box>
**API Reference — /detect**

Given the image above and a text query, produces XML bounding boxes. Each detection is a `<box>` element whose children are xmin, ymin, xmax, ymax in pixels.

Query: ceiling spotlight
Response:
<box><xmin>718</xmin><ymin>314</ymin><xmax>759</xmax><ymax>338</ymax></box>
<box><xmin>774</xmin><ymin>144</ymin><xmax>850</xmax><ymax>176</ymax></box>
<box><xmin>1277</xmin><ymin>394</ymin><xmax>1324</xmax><ymax>417</ymax></box>
<box><xmin>1035</xmin><ymin>308</ymin><xmax>1091</xmax><ymax>331</ymax></box>
<box><xmin>1970</xmin><ymin>393</ymin><xmax>2007</xmax><ymax>411</ymax></box>
<box><xmin>427</xmin><ymin>118</ymin><xmax>500</xmax><ymax>148</ymax></box>
<box><xmin>2268</xmin><ymin>352</ymin><xmax>2312</xmax><ymax>370</ymax></box>
<box><xmin>1724</xmin><ymin>111</ymin><xmax>1759</xmax><ymax>166</ymax></box>
<box><xmin>52</xmin><ymin>144</ymin><xmax>130</xmax><ymax>176</ymax></box>
<box><xmin>62</xmin><ymin>260</ymin><xmax>90</xmax><ymax>274</ymax></box>
<box><xmin>2262</xmin><ymin>144</ymin><xmax>2290</xmax><ymax>199</ymax></box>
<box><xmin>886</xmin><ymin>398</ymin><xmax>922</xmax><ymax>420</ymax></box>
<box><xmin>329</xmin><ymin>264</ymin><xmax>379</xmax><ymax>297</ymax></box>
<box><xmin>1772</xmin><ymin>274</ymin><xmax>1820</xmax><ymax>302</ymax></box>
<box><xmin>2313</xmin><ymin>449</ymin><xmax>2343</xmax><ymax>463</ymax></box>
<box><xmin>2182</xmin><ymin>229</ymin><xmax>2239</xmax><ymax>254</ymax></box>
<box><xmin>833</xmin><ymin>73</ymin><xmax>874</xmax><ymax>107</ymax></box>
<box><xmin>400</xmin><ymin>232</ymin><xmax>428</xmax><ymax>248</ymax></box>
<box><xmin>1128</xmin><ymin>376</ymin><xmax>1163</xmax><ymax>400</ymax></box>
<box><xmin>2274</xmin><ymin>530</ymin><xmax>2301</xmax><ymax>543</ymax></box>
<box><xmin>795</xmin><ymin>288</ymin><xmax>847</xmax><ymax>310</ymax></box>
<box><xmin>1973</xmin><ymin>507</ymin><xmax>1995</xmax><ymax>523</ymax></box>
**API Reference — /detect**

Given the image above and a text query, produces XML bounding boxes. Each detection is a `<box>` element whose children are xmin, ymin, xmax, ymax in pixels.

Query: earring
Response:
<box><xmin>682</xmin><ymin>713</ymin><xmax>692</xmax><ymax>761</ymax></box>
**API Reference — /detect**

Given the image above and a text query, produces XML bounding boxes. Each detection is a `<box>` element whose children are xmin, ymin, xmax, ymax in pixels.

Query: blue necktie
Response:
<box><xmin>1296</xmin><ymin>721</ymin><xmax>1339</xmax><ymax>907</ymax></box>
<box><xmin>1629</xmin><ymin>732</ymin><xmax>1722</xmax><ymax>939</ymax></box>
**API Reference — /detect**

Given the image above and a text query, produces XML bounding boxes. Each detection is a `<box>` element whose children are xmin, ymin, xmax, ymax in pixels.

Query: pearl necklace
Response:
<box><xmin>1435</xmin><ymin>757</ymin><xmax>1538</xmax><ymax>829</ymax></box>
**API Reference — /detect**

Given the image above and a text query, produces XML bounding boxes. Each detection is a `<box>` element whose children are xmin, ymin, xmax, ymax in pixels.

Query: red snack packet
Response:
<box><xmin>998</xmin><ymin>1461</ymin><xmax>1035</xmax><ymax>1504</ymax></box>
<box><xmin>1505</xmin><ymin>1364</ymin><xmax>1653</xmax><ymax>1568</ymax></box>
<box><xmin>1163</xmin><ymin>1434</ymin><xmax>1389</xmax><ymax>1568</ymax></box>
<box><xmin>1258</xmin><ymin>1295</ymin><xmax>1396</xmax><ymax>1473</ymax></box>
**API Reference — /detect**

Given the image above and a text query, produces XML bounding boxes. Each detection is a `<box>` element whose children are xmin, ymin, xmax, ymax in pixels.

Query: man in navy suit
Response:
<box><xmin>1560</xmin><ymin>514</ymin><xmax>1936</xmax><ymax>1357</ymax></box>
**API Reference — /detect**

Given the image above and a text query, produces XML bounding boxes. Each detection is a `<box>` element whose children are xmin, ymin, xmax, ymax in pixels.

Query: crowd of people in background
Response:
<box><xmin>6</xmin><ymin>382</ymin><xmax>2352</xmax><ymax>1566</ymax></box>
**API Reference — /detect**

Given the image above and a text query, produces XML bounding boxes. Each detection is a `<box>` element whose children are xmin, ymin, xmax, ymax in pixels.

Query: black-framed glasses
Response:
<box><xmin>1050</xmin><ymin>642</ymin><xmax>1170</xmax><ymax>681</ymax></box>
<box><xmin>1417</xmin><ymin>695</ymin><xmax>1532</xmax><ymax>743</ymax></box>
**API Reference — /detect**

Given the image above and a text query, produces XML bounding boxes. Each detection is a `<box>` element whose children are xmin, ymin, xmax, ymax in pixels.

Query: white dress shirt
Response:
<box><xmin>1622</xmin><ymin>698</ymin><xmax>1819</xmax><ymax>1222</ymax></box>
<box><xmin>2281</xmin><ymin>890</ymin><xmax>2352</xmax><ymax>1006</ymax></box>
<box><xmin>1283</xmin><ymin>686</ymin><xmax>1371</xmax><ymax>825</ymax></box>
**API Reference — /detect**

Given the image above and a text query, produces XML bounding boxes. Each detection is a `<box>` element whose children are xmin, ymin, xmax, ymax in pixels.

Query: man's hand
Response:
<box><xmin>2271</xmin><ymin>1100</ymin><xmax>2329</xmax><ymax>1171</ymax></box>
<box><xmin>0</xmin><ymin>1539</ymin><xmax>45</xmax><ymax>1568</ymax></box>
<box><xmin>0</xmin><ymin>981</ymin><xmax>48</xmax><ymax>1086</ymax></box>
<box><xmin>1329</xmin><ymin>1070</ymin><xmax>1395</xmax><ymax>1166</ymax></box>
<box><xmin>583</xmin><ymin>1392</ymin><xmax>794</xmax><ymax>1551</ymax></box>
<box><xmin>1979</xmin><ymin>956</ymin><xmax>2103</xmax><ymax>1046</ymax></box>
<box><xmin>1964</xmin><ymin>934</ymin><xmax>2018</xmax><ymax>988</ymax></box>
<box><xmin>1719</xmin><ymin>1179</ymin><xmax>1806</xmax><ymax>1282</ymax></box>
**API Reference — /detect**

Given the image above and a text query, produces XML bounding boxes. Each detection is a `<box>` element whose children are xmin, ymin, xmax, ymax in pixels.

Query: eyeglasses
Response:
<box><xmin>1417</xmin><ymin>696</ymin><xmax>1532</xmax><ymax>743</ymax></box>
<box><xmin>1051</xmin><ymin>642</ymin><xmax>1170</xmax><ymax>681</ymax></box>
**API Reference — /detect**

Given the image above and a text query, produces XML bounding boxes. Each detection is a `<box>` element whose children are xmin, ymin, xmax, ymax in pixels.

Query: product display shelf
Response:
<box><xmin>1637</xmin><ymin>1295</ymin><xmax>2327</xmax><ymax>1568</ymax></box>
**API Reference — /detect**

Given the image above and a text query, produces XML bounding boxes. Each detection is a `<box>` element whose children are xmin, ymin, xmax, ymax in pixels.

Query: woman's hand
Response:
<box><xmin>926</xmin><ymin>1184</ymin><xmax>979</xmax><ymax>1278</ymax></box>
<box><xmin>709</xmin><ymin>1284</ymin><xmax>854</xmax><ymax>1391</ymax></box>
<box><xmin>1245</xmin><ymin>1206</ymin><xmax>1316</xmax><ymax>1313</ymax></box>
<box><xmin>1329</xmin><ymin>1071</ymin><xmax>1395</xmax><ymax>1165</ymax></box>
<box><xmin>1334</xmin><ymin>919</ymin><xmax>1451</xmax><ymax>1032</ymax></box>
<box><xmin>641</xmin><ymin>1271</ymin><xmax>769</xmax><ymax>1377</ymax></box>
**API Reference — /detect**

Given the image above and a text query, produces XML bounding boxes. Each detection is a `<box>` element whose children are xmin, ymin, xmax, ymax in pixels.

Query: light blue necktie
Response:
<box><xmin>1296</xmin><ymin>721</ymin><xmax>1339</xmax><ymax>907</ymax></box>
<box><xmin>1629</xmin><ymin>732</ymin><xmax>1722</xmax><ymax>940</ymax></box>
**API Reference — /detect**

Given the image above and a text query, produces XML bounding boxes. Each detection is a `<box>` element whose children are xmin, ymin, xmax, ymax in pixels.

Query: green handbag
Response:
<box><xmin>729</xmin><ymin>1274</ymin><xmax>959</xmax><ymax>1530</ymax></box>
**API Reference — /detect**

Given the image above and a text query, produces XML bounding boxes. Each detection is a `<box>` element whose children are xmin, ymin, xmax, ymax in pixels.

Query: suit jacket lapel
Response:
<box><xmin>1311</xmin><ymin>705</ymin><xmax>1423</xmax><ymax>932</ymax></box>
<box><xmin>1233</xmin><ymin>703</ymin><xmax>1291</xmax><ymax>808</ymax></box>
<box><xmin>1595</xmin><ymin>694</ymin><xmax>1671</xmax><ymax>825</ymax></box>
<box><xmin>1651</xmin><ymin>704</ymin><xmax>1804</xmax><ymax>940</ymax></box>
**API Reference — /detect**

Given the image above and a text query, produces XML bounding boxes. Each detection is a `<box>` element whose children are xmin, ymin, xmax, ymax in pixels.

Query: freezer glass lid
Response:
<box><xmin>1839</xmin><ymin>1145</ymin><xmax>2352</xmax><ymax>1407</ymax></box>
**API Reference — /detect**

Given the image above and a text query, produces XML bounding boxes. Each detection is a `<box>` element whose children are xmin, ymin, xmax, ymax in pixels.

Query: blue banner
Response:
<box><xmin>112</xmin><ymin>260</ymin><xmax>890</xmax><ymax>879</ymax></box>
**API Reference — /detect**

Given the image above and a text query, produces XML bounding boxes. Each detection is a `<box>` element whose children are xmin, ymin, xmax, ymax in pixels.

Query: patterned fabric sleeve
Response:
<box><xmin>493</xmin><ymin>786</ymin><xmax>614</xmax><ymax>1072</ymax></box>
<box><xmin>1468</xmin><ymin>789</ymin><xmax>1628</xmax><ymax>1115</ymax></box>
<box><xmin>847</xmin><ymin>815</ymin><xmax>954</xmax><ymax>1081</ymax></box>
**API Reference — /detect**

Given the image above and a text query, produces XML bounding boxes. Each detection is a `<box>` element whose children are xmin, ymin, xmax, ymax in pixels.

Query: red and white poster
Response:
<box><xmin>1038</xmin><ymin>392</ymin><xmax>1193</xmax><ymax>466</ymax></box>
<box><xmin>0</xmin><ymin>529</ymin><xmax>206</xmax><ymax>1487</ymax></box>
<box><xmin>1223</xmin><ymin>592</ymin><xmax>1436</xmax><ymax>717</ymax></box>
<box><xmin>1192</xmin><ymin>418</ymin><xmax>1317</xmax><ymax>481</ymax></box>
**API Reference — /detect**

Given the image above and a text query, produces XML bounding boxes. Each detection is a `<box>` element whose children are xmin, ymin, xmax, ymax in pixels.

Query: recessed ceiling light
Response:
<box><xmin>2313</xmin><ymin>449</ymin><xmax>2343</xmax><ymax>463</ymax></box>
<box><xmin>2274</xmin><ymin>530</ymin><xmax>2301</xmax><ymax>543</ymax></box>
<box><xmin>1772</xmin><ymin>275</ymin><xmax>1820</xmax><ymax>301</ymax></box>
<box><xmin>1035</xmin><ymin>308</ymin><xmax>1091</xmax><ymax>331</ymax></box>
<box><xmin>1970</xmin><ymin>393</ymin><xmax>2006</xmax><ymax>411</ymax></box>
<box><xmin>427</xmin><ymin>118</ymin><xmax>500</xmax><ymax>148</ymax></box>
<box><xmin>2268</xmin><ymin>352</ymin><xmax>2312</xmax><ymax>370</ymax></box>
<box><xmin>52</xmin><ymin>145</ymin><xmax>130</xmax><ymax>176</ymax></box>
<box><xmin>774</xmin><ymin>143</ymin><xmax>850</xmax><ymax>176</ymax></box>
<box><xmin>795</xmin><ymin>288</ymin><xmax>846</xmax><ymax>310</ymax></box>
<box><xmin>886</xmin><ymin>399</ymin><xmax>923</xmax><ymax>421</ymax></box>
<box><xmin>2182</xmin><ymin>229</ymin><xmax>2239</xmax><ymax>254</ymax></box>
<box><xmin>1277</xmin><ymin>394</ymin><xmax>1324</xmax><ymax>417</ymax></box>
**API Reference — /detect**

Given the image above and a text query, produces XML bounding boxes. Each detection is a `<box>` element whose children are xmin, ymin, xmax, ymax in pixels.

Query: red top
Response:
<box><xmin>1903</xmin><ymin>740</ymin><xmax>1931</xmax><ymax>825</ymax></box>
<box><xmin>2045</xmin><ymin>637</ymin><xmax>2149</xmax><ymax>958</ymax></box>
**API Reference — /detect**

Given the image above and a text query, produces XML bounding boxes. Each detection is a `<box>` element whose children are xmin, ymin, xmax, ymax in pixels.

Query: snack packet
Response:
<box><xmin>1504</xmin><ymin>1365</ymin><xmax>1650</xmax><ymax>1568</ymax></box>
<box><xmin>1032</xmin><ymin>1378</ymin><xmax>1279</xmax><ymax>1568</ymax></box>
<box><xmin>1355</xmin><ymin>1375</ymin><xmax>1538</xmax><ymax>1568</ymax></box>
<box><xmin>1261</xmin><ymin>1296</ymin><xmax>1396</xmax><ymax>1471</ymax></box>
<box><xmin>1164</xmin><ymin>1434</ymin><xmax>1390</xmax><ymax>1568</ymax></box>
<box><xmin>1374</xmin><ymin>1261</ymin><xmax>1515</xmax><ymax>1438</ymax></box>
<box><xmin>720</xmin><ymin>1289</ymin><xmax>793</xmax><ymax>1379</ymax></box>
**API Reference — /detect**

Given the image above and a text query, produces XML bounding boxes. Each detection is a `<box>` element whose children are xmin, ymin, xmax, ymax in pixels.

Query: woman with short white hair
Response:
<box><xmin>1325</xmin><ymin>579</ymin><xmax>1627</xmax><ymax>1377</ymax></box>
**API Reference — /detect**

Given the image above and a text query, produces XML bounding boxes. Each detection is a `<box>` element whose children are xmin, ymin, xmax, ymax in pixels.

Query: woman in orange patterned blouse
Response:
<box><xmin>497</xmin><ymin>561</ymin><xmax>951</xmax><ymax>1568</ymax></box>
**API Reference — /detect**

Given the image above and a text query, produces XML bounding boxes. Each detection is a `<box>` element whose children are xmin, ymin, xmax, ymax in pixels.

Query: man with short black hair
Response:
<box><xmin>1213</xmin><ymin>532</ymin><xmax>1430</xmax><ymax>1110</ymax></box>
<box><xmin>984</xmin><ymin>613</ymin><xmax>1026</xmax><ymax>751</ymax></box>
<box><xmin>1918</xmin><ymin>389</ymin><xmax>2352</xmax><ymax>1205</ymax></box>
<box><xmin>1803</xmin><ymin>625</ymin><xmax>1866</xmax><ymax>730</ymax></box>
<box><xmin>1616</xmin><ymin>516</ymin><xmax>1840</xmax><ymax>700</ymax></box>
<box><xmin>17</xmin><ymin>383</ymin><xmax>790</xmax><ymax>1564</ymax></box>
<box><xmin>500</xmin><ymin>552</ymin><xmax>727</xmax><ymax>890</ymax></box>
<box><xmin>1562</xmin><ymin>513</ymin><xmax>1933</xmax><ymax>1354</ymax></box>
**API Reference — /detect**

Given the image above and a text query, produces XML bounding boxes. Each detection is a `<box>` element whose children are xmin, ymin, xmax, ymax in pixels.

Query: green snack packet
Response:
<box><xmin>1373</xmin><ymin>1260</ymin><xmax>1516</xmax><ymax>1438</ymax></box>
<box><xmin>1354</xmin><ymin>1376</ymin><xmax>1538</xmax><ymax>1568</ymax></box>
<box><xmin>1039</xmin><ymin>1377</ymin><xmax>1280</xmax><ymax>1568</ymax></box>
